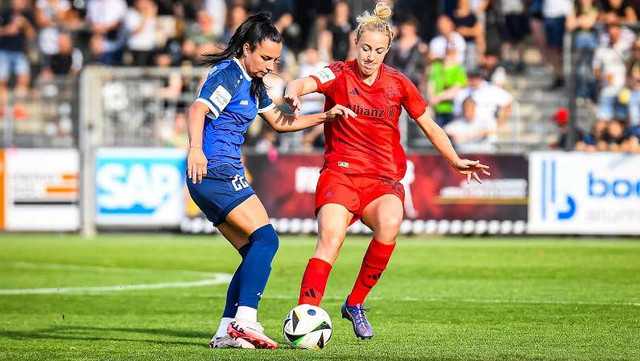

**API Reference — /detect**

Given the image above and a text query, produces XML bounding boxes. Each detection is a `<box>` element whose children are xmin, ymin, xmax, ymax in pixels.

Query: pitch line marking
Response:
<box><xmin>0</xmin><ymin>262</ymin><xmax>232</xmax><ymax>295</ymax></box>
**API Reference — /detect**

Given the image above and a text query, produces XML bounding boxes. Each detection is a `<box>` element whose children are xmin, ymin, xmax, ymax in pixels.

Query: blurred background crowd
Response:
<box><xmin>1</xmin><ymin>0</ymin><xmax>640</xmax><ymax>153</ymax></box>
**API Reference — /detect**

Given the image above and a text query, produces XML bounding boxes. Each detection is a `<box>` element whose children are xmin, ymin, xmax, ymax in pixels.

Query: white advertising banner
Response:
<box><xmin>95</xmin><ymin>148</ymin><xmax>187</xmax><ymax>227</ymax></box>
<box><xmin>529</xmin><ymin>152</ymin><xmax>640</xmax><ymax>235</ymax></box>
<box><xmin>5</xmin><ymin>148</ymin><xmax>80</xmax><ymax>231</ymax></box>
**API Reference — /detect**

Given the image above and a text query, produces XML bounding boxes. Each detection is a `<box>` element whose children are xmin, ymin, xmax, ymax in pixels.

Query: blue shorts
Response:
<box><xmin>0</xmin><ymin>51</ymin><xmax>30</xmax><ymax>81</ymax></box>
<box><xmin>544</xmin><ymin>16</ymin><xmax>566</xmax><ymax>49</ymax></box>
<box><xmin>186</xmin><ymin>163</ymin><xmax>255</xmax><ymax>226</ymax></box>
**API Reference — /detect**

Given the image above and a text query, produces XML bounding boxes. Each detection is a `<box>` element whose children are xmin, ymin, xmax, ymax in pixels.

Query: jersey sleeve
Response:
<box><xmin>309</xmin><ymin>61</ymin><xmax>344</xmax><ymax>94</ymax></box>
<box><xmin>257</xmin><ymin>85</ymin><xmax>276</xmax><ymax>113</ymax></box>
<box><xmin>195</xmin><ymin>65</ymin><xmax>240</xmax><ymax>118</ymax></box>
<box><xmin>401</xmin><ymin>77</ymin><xmax>429</xmax><ymax>119</ymax></box>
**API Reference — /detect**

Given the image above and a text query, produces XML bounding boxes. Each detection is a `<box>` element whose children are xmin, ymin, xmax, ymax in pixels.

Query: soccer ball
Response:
<box><xmin>283</xmin><ymin>304</ymin><xmax>332</xmax><ymax>349</ymax></box>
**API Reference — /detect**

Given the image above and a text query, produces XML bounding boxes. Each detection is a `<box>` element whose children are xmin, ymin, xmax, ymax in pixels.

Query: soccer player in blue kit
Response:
<box><xmin>186</xmin><ymin>14</ymin><xmax>356</xmax><ymax>349</ymax></box>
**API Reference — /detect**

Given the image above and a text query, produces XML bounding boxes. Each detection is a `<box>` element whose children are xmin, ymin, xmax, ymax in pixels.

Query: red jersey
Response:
<box><xmin>310</xmin><ymin>60</ymin><xmax>428</xmax><ymax>181</ymax></box>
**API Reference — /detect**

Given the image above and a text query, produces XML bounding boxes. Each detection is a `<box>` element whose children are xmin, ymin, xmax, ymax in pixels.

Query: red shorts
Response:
<box><xmin>315</xmin><ymin>168</ymin><xmax>405</xmax><ymax>225</ymax></box>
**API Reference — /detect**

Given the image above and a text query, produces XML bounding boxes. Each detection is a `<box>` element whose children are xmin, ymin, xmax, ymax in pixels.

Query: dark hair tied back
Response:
<box><xmin>201</xmin><ymin>13</ymin><xmax>282</xmax><ymax>98</ymax></box>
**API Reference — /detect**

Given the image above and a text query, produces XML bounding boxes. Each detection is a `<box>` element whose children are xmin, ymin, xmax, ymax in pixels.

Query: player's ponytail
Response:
<box><xmin>201</xmin><ymin>13</ymin><xmax>282</xmax><ymax>98</ymax></box>
<box><xmin>355</xmin><ymin>2</ymin><xmax>394</xmax><ymax>46</ymax></box>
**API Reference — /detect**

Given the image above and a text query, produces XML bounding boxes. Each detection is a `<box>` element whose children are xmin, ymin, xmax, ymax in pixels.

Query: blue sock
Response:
<box><xmin>237</xmin><ymin>224</ymin><xmax>279</xmax><ymax>309</ymax></box>
<box><xmin>222</xmin><ymin>243</ymin><xmax>251</xmax><ymax>318</ymax></box>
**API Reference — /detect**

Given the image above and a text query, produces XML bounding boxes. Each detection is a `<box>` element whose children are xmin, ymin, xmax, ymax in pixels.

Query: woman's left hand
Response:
<box><xmin>452</xmin><ymin>158</ymin><xmax>491</xmax><ymax>184</ymax></box>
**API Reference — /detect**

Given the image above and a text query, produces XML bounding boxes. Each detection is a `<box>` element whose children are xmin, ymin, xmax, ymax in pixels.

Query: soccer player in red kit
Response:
<box><xmin>284</xmin><ymin>3</ymin><xmax>490</xmax><ymax>339</ymax></box>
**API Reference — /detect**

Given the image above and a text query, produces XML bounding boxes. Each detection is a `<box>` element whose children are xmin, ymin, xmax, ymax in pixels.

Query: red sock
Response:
<box><xmin>299</xmin><ymin>258</ymin><xmax>332</xmax><ymax>306</ymax></box>
<box><xmin>347</xmin><ymin>238</ymin><xmax>396</xmax><ymax>306</ymax></box>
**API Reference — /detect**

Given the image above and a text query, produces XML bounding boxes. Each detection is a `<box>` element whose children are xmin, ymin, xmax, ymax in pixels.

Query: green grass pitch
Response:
<box><xmin>0</xmin><ymin>233</ymin><xmax>639</xmax><ymax>360</ymax></box>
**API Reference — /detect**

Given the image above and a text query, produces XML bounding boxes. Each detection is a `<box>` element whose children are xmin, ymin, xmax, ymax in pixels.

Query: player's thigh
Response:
<box><xmin>361</xmin><ymin>194</ymin><xmax>404</xmax><ymax>242</ymax></box>
<box><xmin>217</xmin><ymin>221</ymin><xmax>250</xmax><ymax>250</ymax></box>
<box><xmin>224</xmin><ymin>194</ymin><xmax>271</xmax><ymax>236</ymax></box>
<box><xmin>314</xmin><ymin>203</ymin><xmax>353</xmax><ymax>263</ymax></box>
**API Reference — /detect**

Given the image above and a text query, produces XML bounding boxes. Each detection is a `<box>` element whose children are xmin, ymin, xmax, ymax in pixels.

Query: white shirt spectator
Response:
<box><xmin>36</xmin><ymin>0</ymin><xmax>71</xmax><ymax>55</ymax></box>
<box><xmin>454</xmin><ymin>81</ymin><xmax>513</xmax><ymax>121</ymax></box>
<box><xmin>543</xmin><ymin>0</ymin><xmax>572</xmax><ymax>18</ymax></box>
<box><xmin>87</xmin><ymin>0</ymin><xmax>127</xmax><ymax>27</ymax></box>
<box><xmin>204</xmin><ymin>0</ymin><xmax>227</xmax><ymax>38</ymax></box>
<box><xmin>593</xmin><ymin>40</ymin><xmax>631</xmax><ymax>95</ymax></box>
<box><xmin>429</xmin><ymin>32</ymin><xmax>466</xmax><ymax>65</ymax></box>
<box><xmin>125</xmin><ymin>8</ymin><xmax>157</xmax><ymax>51</ymax></box>
<box><xmin>445</xmin><ymin>115</ymin><xmax>497</xmax><ymax>153</ymax></box>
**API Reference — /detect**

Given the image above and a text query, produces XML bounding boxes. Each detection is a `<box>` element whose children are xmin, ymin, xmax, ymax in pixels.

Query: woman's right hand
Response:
<box><xmin>187</xmin><ymin>147</ymin><xmax>208</xmax><ymax>184</ymax></box>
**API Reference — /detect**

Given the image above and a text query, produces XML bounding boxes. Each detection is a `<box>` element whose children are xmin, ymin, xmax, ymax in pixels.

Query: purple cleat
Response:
<box><xmin>341</xmin><ymin>300</ymin><xmax>374</xmax><ymax>339</ymax></box>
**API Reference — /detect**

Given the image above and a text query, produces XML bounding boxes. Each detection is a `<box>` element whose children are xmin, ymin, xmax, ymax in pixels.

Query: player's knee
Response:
<box><xmin>249</xmin><ymin>224</ymin><xmax>279</xmax><ymax>257</ymax></box>
<box><xmin>379</xmin><ymin>216</ymin><xmax>402</xmax><ymax>233</ymax></box>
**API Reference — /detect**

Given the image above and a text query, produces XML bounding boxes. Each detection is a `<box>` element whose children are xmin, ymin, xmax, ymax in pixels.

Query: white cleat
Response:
<box><xmin>209</xmin><ymin>334</ymin><xmax>256</xmax><ymax>349</ymax></box>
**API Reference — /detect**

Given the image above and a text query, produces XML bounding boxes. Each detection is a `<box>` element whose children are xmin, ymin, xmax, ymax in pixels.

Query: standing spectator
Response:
<box><xmin>86</xmin><ymin>0</ymin><xmax>128</xmax><ymax>65</ymax></box>
<box><xmin>550</xmin><ymin>107</ymin><xmax>584</xmax><ymax>149</ymax></box>
<box><xmin>34</xmin><ymin>0</ymin><xmax>70</xmax><ymax>61</ymax></box>
<box><xmin>182</xmin><ymin>10</ymin><xmax>219</xmax><ymax>64</ymax></box>
<box><xmin>566</xmin><ymin>0</ymin><xmax>600</xmax><ymax>99</ymax></box>
<box><xmin>453</xmin><ymin>0</ymin><xmax>485</xmax><ymax>70</ymax></box>
<box><xmin>481</xmin><ymin>51</ymin><xmax>508</xmax><ymax>88</ymax></box>
<box><xmin>429</xmin><ymin>15</ymin><xmax>466</xmax><ymax>66</ymax></box>
<box><xmin>627</xmin><ymin>39</ymin><xmax>640</xmax><ymax>126</ymax></box>
<box><xmin>593</xmin><ymin>18</ymin><xmax>631</xmax><ymax>121</ymax></box>
<box><xmin>544</xmin><ymin>0</ymin><xmax>573</xmax><ymax>89</ymax></box>
<box><xmin>454</xmin><ymin>70</ymin><xmax>513</xmax><ymax>127</ymax></box>
<box><xmin>0</xmin><ymin>0</ymin><xmax>35</xmax><ymax>119</ymax></box>
<box><xmin>528</xmin><ymin>0</ymin><xmax>547</xmax><ymax>65</ymax></box>
<box><xmin>204</xmin><ymin>0</ymin><xmax>227</xmax><ymax>38</ymax></box>
<box><xmin>600</xmin><ymin>0</ymin><xmax>638</xmax><ymax>23</ymax></box>
<box><xmin>385</xmin><ymin>17</ymin><xmax>427</xmax><ymax>87</ymax></box>
<box><xmin>498</xmin><ymin>0</ymin><xmax>528</xmax><ymax>73</ymax></box>
<box><xmin>222</xmin><ymin>5</ymin><xmax>248</xmax><ymax>45</ymax></box>
<box><xmin>323</xmin><ymin>1</ymin><xmax>354</xmax><ymax>62</ymax></box>
<box><xmin>444</xmin><ymin>96</ymin><xmax>497</xmax><ymax>153</ymax></box>
<box><xmin>125</xmin><ymin>0</ymin><xmax>159</xmax><ymax>66</ymax></box>
<box><xmin>428</xmin><ymin>42</ymin><xmax>468</xmax><ymax>127</ymax></box>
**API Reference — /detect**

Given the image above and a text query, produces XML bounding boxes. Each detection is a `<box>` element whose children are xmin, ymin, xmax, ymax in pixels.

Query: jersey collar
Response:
<box><xmin>233</xmin><ymin>58</ymin><xmax>252</xmax><ymax>81</ymax></box>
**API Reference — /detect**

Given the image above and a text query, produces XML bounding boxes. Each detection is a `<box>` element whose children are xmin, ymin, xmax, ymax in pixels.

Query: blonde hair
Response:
<box><xmin>355</xmin><ymin>2</ymin><xmax>394</xmax><ymax>45</ymax></box>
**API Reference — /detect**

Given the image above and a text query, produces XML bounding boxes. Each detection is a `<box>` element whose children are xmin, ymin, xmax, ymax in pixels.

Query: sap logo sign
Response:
<box><xmin>588</xmin><ymin>172</ymin><xmax>640</xmax><ymax>198</ymax></box>
<box><xmin>97</xmin><ymin>162</ymin><xmax>182</xmax><ymax>212</ymax></box>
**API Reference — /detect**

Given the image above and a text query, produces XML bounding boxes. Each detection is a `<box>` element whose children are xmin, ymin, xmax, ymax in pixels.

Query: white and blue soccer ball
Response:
<box><xmin>283</xmin><ymin>304</ymin><xmax>332</xmax><ymax>350</ymax></box>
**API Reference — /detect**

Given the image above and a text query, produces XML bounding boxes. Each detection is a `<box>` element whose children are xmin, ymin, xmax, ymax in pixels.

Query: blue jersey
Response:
<box><xmin>195</xmin><ymin>58</ymin><xmax>275</xmax><ymax>169</ymax></box>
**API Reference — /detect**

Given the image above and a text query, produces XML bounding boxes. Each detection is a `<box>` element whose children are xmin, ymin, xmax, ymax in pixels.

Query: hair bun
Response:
<box><xmin>374</xmin><ymin>2</ymin><xmax>392</xmax><ymax>20</ymax></box>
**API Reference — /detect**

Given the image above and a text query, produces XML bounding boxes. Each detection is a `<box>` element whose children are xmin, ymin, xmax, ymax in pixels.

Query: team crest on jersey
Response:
<box><xmin>385</xmin><ymin>88</ymin><xmax>398</xmax><ymax>99</ymax></box>
<box><xmin>315</xmin><ymin>68</ymin><xmax>336</xmax><ymax>84</ymax></box>
<box><xmin>324</xmin><ymin>188</ymin><xmax>335</xmax><ymax>199</ymax></box>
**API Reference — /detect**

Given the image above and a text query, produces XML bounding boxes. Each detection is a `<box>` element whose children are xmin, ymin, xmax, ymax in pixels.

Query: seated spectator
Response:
<box><xmin>40</xmin><ymin>32</ymin><xmax>82</xmax><ymax>80</ymax></box>
<box><xmin>125</xmin><ymin>0</ymin><xmax>159</xmax><ymax>66</ymax></box>
<box><xmin>428</xmin><ymin>42</ymin><xmax>467</xmax><ymax>127</ymax></box>
<box><xmin>600</xmin><ymin>0</ymin><xmax>637</xmax><ymax>24</ymax></box>
<box><xmin>627</xmin><ymin>39</ymin><xmax>640</xmax><ymax>126</ymax></box>
<box><xmin>604</xmin><ymin>119</ymin><xmax>636</xmax><ymax>151</ymax></box>
<box><xmin>481</xmin><ymin>51</ymin><xmax>507</xmax><ymax>88</ymax></box>
<box><xmin>86</xmin><ymin>0</ymin><xmax>128</xmax><ymax>65</ymax></box>
<box><xmin>444</xmin><ymin>97</ymin><xmax>497</xmax><ymax>153</ymax></box>
<box><xmin>453</xmin><ymin>0</ymin><xmax>484</xmax><ymax>70</ymax></box>
<box><xmin>385</xmin><ymin>17</ymin><xmax>427</xmax><ymax>87</ymax></box>
<box><xmin>575</xmin><ymin>119</ymin><xmax>609</xmax><ymax>151</ymax></box>
<box><xmin>0</xmin><ymin>0</ymin><xmax>35</xmax><ymax>119</ymax></box>
<box><xmin>498</xmin><ymin>0</ymin><xmax>528</xmax><ymax>73</ymax></box>
<box><xmin>593</xmin><ymin>18</ymin><xmax>631</xmax><ymax>121</ymax></box>
<box><xmin>453</xmin><ymin>69</ymin><xmax>513</xmax><ymax>127</ymax></box>
<box><xmin>429</xmin><ymin>15</ymin><xmax>466</xmax><ymax>66</ymax></box>
<box><xmin>550</xmin><ymin>108</ymin><xmax>584</xmax><ymax>149</ymax></box>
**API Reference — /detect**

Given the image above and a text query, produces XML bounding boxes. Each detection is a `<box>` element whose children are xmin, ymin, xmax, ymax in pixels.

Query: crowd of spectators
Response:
<box><xmin>1</xmin><ymin>0</ymin><xmax>639</xmax><ymax>152</ymax></box>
